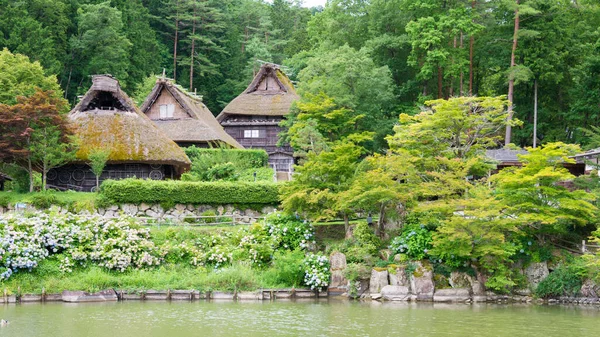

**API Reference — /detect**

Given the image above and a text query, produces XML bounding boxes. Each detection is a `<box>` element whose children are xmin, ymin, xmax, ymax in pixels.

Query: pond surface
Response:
<box><xmin>1</xmin><ymin>300</ymin><xmax>599</xmax><ymax>337</ymax></box>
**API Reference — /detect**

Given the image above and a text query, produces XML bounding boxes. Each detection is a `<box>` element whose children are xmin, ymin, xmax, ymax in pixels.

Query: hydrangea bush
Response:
<box><xmin>0</xmin><ymin>212</ymin><xmax>162</xmax><ymax>280</ymax></box>
<box><xmin>303</xmin><ymin>253</ymin><xmax>330</xmax><ymax>292</ymax></box>
<box><xmin>1</xmin><ymin>211</ymin><xmax>328</xmax><ymax>291</ymax></box>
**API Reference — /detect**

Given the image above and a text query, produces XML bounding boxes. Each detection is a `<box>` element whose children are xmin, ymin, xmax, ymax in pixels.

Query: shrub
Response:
<box><xmin>303</xmin><ymin>253</ymin><xmax>330</xmax><ymax>291</ymax></box>
<box><xmin>29</xmin><ymin>193</ymin><xmax>63</xmax><ymax>209</ymax></box>
<box><xmin>99</xmin><ymin>179</ymin><xmax>279</xmax><ymax>205</ymax></box>
<box><xmin>184</xmin><ymin>147</ymin><xmax>268</xmax><ymax>169</ymax></box>
<box><xmin>262</xmin><ymin>249</ymin><xmax>305</xmax><ymax>287</ymax></box>
<box><xmin>535</xmin><ymin>262</ymin><xmax>587</xmax><ymax>298</ymax></box>
<box><xmin>0</xmin><ymin>195</ymin><xmax>9</xmax><ymax>208</ymax></box>
<box><xmin>389</xmin><ymin>224</ymin><xmax>433</xmax><ymax>260</ymax></box>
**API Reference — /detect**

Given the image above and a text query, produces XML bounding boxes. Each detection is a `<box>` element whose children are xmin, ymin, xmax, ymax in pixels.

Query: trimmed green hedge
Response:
<box><xmin>99</xmin><ymin>179</ymin><xmax>279</xmax><ymax>205</ymax></box>
<box><xmin>184</xmin><ymin>147</ymin><xmax>268</xmax><ymax>169</ymax></box>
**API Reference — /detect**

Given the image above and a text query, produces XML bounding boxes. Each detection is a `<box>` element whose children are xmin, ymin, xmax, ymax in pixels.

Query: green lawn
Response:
<box><xmin>0</xmin><ymin>190</ymin><xmax>97</xmax><ymax>208</ymax></box>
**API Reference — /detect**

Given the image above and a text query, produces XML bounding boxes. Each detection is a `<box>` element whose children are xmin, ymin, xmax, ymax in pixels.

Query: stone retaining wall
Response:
<box><xmin>0</xmin><ymin>203</ymin><xmax>277</xmax><ymax>225</ymax></box>
<box><xmin>2</xmin><ymin>288</ymin><xmax>327</xmax><ymax>304</ymax></box>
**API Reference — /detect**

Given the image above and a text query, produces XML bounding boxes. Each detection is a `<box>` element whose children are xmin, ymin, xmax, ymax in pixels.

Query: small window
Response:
<box><xmin>159</xmin><ymin>104</ymin><xmax>175</xmax><ymax>118</ymax></box>
<box><xmin>244</xmin><ymin>130</ymin><xmax>260</xmax><ymax>138</ymax></box>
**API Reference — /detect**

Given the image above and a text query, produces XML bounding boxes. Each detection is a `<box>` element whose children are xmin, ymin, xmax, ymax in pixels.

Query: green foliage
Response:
<box><xmin>0</xmin><ymin>48</ymin><xmax>65</xmax><ymax>105</ymax></box>
<box><xmin>185</xmin><ymin>147</ymin><xmax>269</xmax><ymax>169</ymax></box>
<box><xmin>261</xmin><ymin>249</ymin><xmax>305</xmax><ymax>287</ymax></box>
<box><xmin>390</xmin><ymin>224</ymin><xmax>433</xmax><ymax>261</ymax></box>
<box><xmin>28</xmin><ymin>193</ymin><xmax>63</xmax><ymax>209</ymax></box>
<box><xmin>88</xmin><ymin>148</ymin><xmax>110</xmax><ymax>189</ymax></box>
<box><xmin>99</xmin><ymin>179</ymin><xmax>279</xmax><ymax>206</ymax></box>
<box><xmin>352</xmin><ymin>221</ymin><xmax>381</xmax><ymax>251</ymax></box>
<box><xmin>535</xmin><ymin>262</ymin><xmax>587</xmax><ymax>298</ymax></box>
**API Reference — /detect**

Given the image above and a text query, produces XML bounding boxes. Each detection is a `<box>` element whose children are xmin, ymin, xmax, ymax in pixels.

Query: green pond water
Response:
<box><xmin>1</xmin><ymin>300</ymin><xmax>599</xmax><ymax>337</ymax></box>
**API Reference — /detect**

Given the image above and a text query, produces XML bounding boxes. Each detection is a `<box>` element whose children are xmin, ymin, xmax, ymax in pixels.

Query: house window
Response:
<box><xmin>244</xmin><ymin>130</ymin><xmax>260</xmax><ymax>138</ymax></box>
<box><xmin>159</xmin><ymin>104</ymin><xmax>174</xmax><ymax>118</ymax></box>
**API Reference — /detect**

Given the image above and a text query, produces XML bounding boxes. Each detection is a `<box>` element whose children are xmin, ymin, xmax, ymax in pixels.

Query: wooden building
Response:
<box><xmin>486</xmin><ymin>148</ymin><xmax>585</xmax><ymax>176</ymax></box>
<box><xmin>217</xmin><ymin>64</ymin><xmax>299</xmax><ymax>173</ymax></box>
<box><xmin>47</xmin><ymin>75</ymin><xmax>191</xmax><ymax>191</ymax></box>
<box><xmin>140</xmin><ymin>78</ymin><xmax>242</xmax><ymax>149</ymax></box>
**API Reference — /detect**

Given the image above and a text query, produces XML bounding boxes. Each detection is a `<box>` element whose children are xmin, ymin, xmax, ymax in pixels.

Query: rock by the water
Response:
<box><xmin>580</xmin><ymin>279</ymin><xmax>599</xmax><ymax>298</ymax></box>
<box><xmin>410</xmin><ymin>261</ymin><xmax>434</xmax><ymax>301</ymax></box>
<box><xmin>433</xmin><ymin>288</ymin><xmax>471</xmax><ymax>302</ymax></box>
<box><xmin>381</xmin><ymin>285</ymin><xmax>410</xmax><ymax>301</ymax></box>
<box><xmin>525</xmin><ymin>262</ymin><xmax>549</xmax><ymax>288</ymax></box>
<box><xmin>369</xmin><ymin>269</ymin><xmax>389</xmax><ymax>294</ymax></box>
<box><xmin>389</xmin><ymin>266</ymin><xmax>410</xmax><ymax>288</ymax></box>
<box><xmin>330</xmin><ymin>252</ymin><xmax>347</xmax><ymax>270</ymax></box>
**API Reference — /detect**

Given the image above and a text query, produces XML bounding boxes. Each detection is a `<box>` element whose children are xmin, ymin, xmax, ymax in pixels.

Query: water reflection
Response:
<box><xmin>1</xmin><ymin>300</ymin><xmax>599</xmax><ymax>337</ymax></box>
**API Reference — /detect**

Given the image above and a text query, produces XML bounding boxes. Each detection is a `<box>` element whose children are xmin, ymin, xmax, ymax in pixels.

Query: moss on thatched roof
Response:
<box><xmin>216</xmin><ymin>64</ymin><xmax>299</xmax><ymax>121</ymax></box>
<box><xmin>70</xmin><ymin>75</ymin><xmax>191</xmax><ymax>171</ymax></box>
<box><xmin>140</xmin><ymin>79</ymin><xmax>242</xmax><ymax>148</ymax></box>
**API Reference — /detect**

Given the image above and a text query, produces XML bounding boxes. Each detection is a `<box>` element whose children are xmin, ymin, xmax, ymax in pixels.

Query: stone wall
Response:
<box><xmin>0</xmin><ymin>203</ymin><xmax>276</xmax><ymax>225</ymax></box>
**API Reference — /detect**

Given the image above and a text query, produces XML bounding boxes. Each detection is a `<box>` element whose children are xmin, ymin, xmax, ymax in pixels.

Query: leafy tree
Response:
<box><xmin>430</xmin><ymin>186</ymin><xmax>520</xmax><ymax>292</ymax></box>
<box><xmin>387</xmin><ymin>96</ymin><xmax>518</xmax><ymax>160</ymax></box>
<box><xmin>280</xmin><ymin>133</ymin><xmax>373</xmax><ymax>231</ymax></box>
<box><xmin>296</xmin><ymin>45</ymin><xmax>396</xmax><ymax>150</ymax></box>
<box><xmin>69</xmin><ymin>2</ymin><xmax>132</xmax><ymax>88</ymax></box>
<box><xmin>88</xmin><ymin>148</ymin><xmax>111</xmax><ymax>191</ymax></box>
<box><xmin>0</xmin><ymin>48</ymin><xmax>65</xmax><ymax>105</ymax></box>
<box><xmin>30</xmin><ymin>125</ymin><xmax>77</xmax><ymax>191</ymax></box>
<box><xmin>491</xmin><ymin>142</ymin><xmax>597</xmax><ymax>235</ymax></box>
<box><xmin>0</xmin><ymin>89</ymin><xmax>72</xmax><ymax>192</ymax></box>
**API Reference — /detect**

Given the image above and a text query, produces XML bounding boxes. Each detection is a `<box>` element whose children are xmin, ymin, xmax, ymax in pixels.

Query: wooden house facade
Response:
<box><xmin>140</xmin><ymin>78</ymin><xmax>242</xmax><ymax>149</ymax></box>
<box><xmin>47</xmin><ymin>75</ymin><xmax>191</xmax><ymax>191</ymax></box>
<box><xmin>217</xmin><ymin>64</ymin><xmax>299</xmax><ymax>173</ymax></box>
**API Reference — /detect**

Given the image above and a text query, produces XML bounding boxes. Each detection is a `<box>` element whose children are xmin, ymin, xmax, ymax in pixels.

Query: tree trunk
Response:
<box><xmin>189</xmin><ymin>4</ymin><xmax>197</xmax><ymax>92</ymax></box>
<box><xmin>533</xmin><ymin>78</ymin><xmax>538</xmax><ymax>148</ymax></box>
<box><xmin>505</xmin><ymin>0</ymin><xmax>520</xmax><ymax>146</ymax></box>
<box><xmin>377</xmin><ymin>204</ymin><xmax>386</xmax><ymax>238</ymax></box>
<box><xmin>173</xmin><ymin>1</ymin><xmax>180</xmax><ymax>81</ymax></box>
<box><xmin>437</xmin><ymin>66</ymin><xmax>443</xmax><ymax>99</ymax></box>
<box><xmin>343</xmin><ymin>214</ymin><xmax>350</xmax><ymax>238</ymax></box>
<box><xmin>96</xmin><ymin>174</ymin><xmax>100</xmax><ymax>190</ymax></box>
<box><xmin>469</xmin><ymin>1</ymin><xmax>476</xmax><ymax>95</ymax></box>
<box><xmin>28</xmin><ymin>156</ymin><xmax>34</xmax><ymax>193</ymax></box>
<box><xmin>460</xmin><ymin>32</ymin><xmax>464</xmax><ymax>95</ymax></box>
<box><xmin>42</xmin><ymin>161</ymin><xmax>47</xmax><ymax>191</ymax></box>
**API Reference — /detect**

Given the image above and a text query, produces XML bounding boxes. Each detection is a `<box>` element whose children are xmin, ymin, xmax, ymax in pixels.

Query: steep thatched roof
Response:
<box><xmin>70</xmin><ymin>75</ymin><xmax>191</xmax><ymax>171</ymax></box>
<box><xmin>216</xmin><ymin>64</ymin><xmax>299</xmax><ymax>121</ymax></box>
<box><xmin>140</xmin><ymin>78</ymin><xmax>242</xmax><ymax>148</ymax></box>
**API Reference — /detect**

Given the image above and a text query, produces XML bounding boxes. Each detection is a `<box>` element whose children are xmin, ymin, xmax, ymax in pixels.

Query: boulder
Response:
<box><xmin>330</xmin><ymin>252</ymin><xmax>347</xmax><ymax>270</ymax></box>
<box><xmin>122</xmin><ymin>204</ymin><xmax>138</xmax><ymax>215</ymax></box>
<box><xmin>139</xmin><ymin>203</ymin><xmax>151</xmax><ymax>211</ymax></box>
<box><xmin>381</xmin><ymin>285</ymin><xmax>410</xmax><ymax>301</ymax></box>
<box><xmin>369</xmin><ymin>269</ymin><xmax>389</xmax><ymax>294</ymax></box>
<box><xmin>525</xmin><ymin>262</ymin><xmax>549</xmax><ymax>288</ymax></box>
<box><xmin>175</xmin><ymin>204</ymin><xmax>186</xmax><ymax>212</ymax></box>
<box><xmin>433</xmin><ymin>288</ymin><xmax>471</xmax><ymax>302</ymax></box>
<box><xmin>410</xmin><ymin>261</ymin><xmax>434</xmax><ymax>301</ymax></box>
<box><xmin>449</xmin><ymin>271</ymin><xmax>472</xmax><ymax>289</ymax></box>
<box><xmin>580</xmin><ymin>279</ymin><xmax>599</xmax><ymax>298</ymax></box>
<box><xmin>389</xmin><ymin>266</ymin><xmax>410</xmax><ymax>288</ymax></box>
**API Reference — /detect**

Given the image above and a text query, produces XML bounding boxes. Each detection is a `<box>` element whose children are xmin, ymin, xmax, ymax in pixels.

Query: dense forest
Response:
<box><xmin>1</xmin><ymin>0</ymin><xmax>600</xmax><ymax>148</ymax></box>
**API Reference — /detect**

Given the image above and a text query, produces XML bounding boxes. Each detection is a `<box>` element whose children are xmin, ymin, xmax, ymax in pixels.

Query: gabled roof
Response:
<box><xmin>216</xmin><ymin>63</ymin><xmax>299</xmax><ymax>121</ymax></box>
<box><xmin>140</xmin><ymin>79</ymin><xmax>242</xmax><ymax>148</ymax></box>
<box><xmin>0</xmin><ymin>172</ymin><xmax>12</xmax><ymax>181</ymax></box>
<box><xmin>69</xmin><ymin>75</ymin><xmax>191</xmax><ymax>171</ymax></box>
<box><xmin>486</xmin><ymin>148</ymin><xmax>529</xmax><ymax>165</ymax></box>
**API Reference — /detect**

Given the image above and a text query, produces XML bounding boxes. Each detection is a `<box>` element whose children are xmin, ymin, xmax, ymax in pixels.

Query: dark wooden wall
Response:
<box><xmin>47</xmin><ymin>163</ymin><xmax>175</xmax><ymax>192</ymax></box>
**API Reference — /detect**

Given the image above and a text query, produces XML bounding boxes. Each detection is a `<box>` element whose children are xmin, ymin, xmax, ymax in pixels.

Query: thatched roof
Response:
<box><xmin>486</xmin><ymin>149</ymin><xmax>528</xmax><ymax>166</ymax></box>
<box><xmin>69</xmin><ymin>75</ymin><xmax>191</xmax><ymax>171</ymax></box>
<box><xmin>216</xmin><ymin>63</ymin><xmax>299</xmax><ymax>121</ymax></box>
<box><xmin>140</xmin><ymin>78</ymin><xmax>242</xmax><ymax>148</ymax></box>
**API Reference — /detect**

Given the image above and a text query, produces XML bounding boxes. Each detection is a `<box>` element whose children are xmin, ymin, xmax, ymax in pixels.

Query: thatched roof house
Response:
<box><xmin>216</xmin><ymin>63</ymin><xmax>299</xmax><ymax>122</ymax></box>
<box><xmin>140</xmin><ymin>78</ymin><xmax>242</xmax><ymax>148</ymax></box>
<box><xmin>217</xmin><ymin>64</ymin><xmax>299</xmax><ymax>175</ymax></box>
<box><xmin>47</xmin><ymin>75</ymin><xmax>191</xmax><ymax>191</ymax></box>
